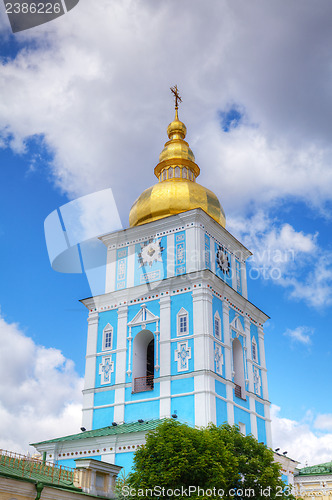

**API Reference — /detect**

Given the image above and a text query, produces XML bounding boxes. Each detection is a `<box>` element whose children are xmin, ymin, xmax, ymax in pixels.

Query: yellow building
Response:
<box><xmin>294</xmin><ymin>461</ymin><xmax>332</xmax><ymax>500</ymax></box>
<box><xmin>0</xmin><ymin>449</ymin><xmax>121</xmax><ymax>499</ymax></box>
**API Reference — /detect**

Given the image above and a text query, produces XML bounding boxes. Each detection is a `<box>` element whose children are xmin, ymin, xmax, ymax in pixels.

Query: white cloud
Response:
<box><xmin>271</xmin><ymin>404</ymin><xmax>332</xmax><ymax>466</ymax></box>
<box><xmin>227</xmin><ymin>212</ymin><xmax>332</xmax><ymax>308</ymax></box>
<box><xmin>283</xmin><ymin>326</ymin><xmax>313</xmax><ymax>345</ymax></box>
<box><xmin>0</xmin><ymin>313</ymin><xmax>83</xmax><ymax>455</ymax></box>
<box><xmin>314</xmin><ymin>414</ymin><xmax>332</xmax><ymax>432</ymax></box>
<box><xmin>0</xmin><ymin>0</ymin><xmax>332</xmax><ymax>223</ymax></box>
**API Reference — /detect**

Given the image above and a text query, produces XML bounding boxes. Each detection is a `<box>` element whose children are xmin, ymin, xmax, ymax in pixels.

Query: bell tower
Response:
<box><xmin>82</xmin><ymin>89</ymin><xmax>271</xmax><ymax>447</ymax></box>
<box><xmin>33</xmin><ymin>89</ymin><xmax>272</xmax><ymax>471</ymax></box>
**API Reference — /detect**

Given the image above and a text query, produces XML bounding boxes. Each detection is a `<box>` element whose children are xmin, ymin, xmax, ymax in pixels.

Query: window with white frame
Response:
<box><xmin>252</xmin><ymin>338</ymin><xmax>258</xmax><ymax>362</ymax></box>
<box><xmin>177</xmin><ymin>308</ymin><xmax>189</xmax><ymax>336</ymax></box>
<box><xmin>102</xmin><ymin>324</ymin><xmax>113</xmax><ymax>351</ymax></box>
<box><xmin>214</xmin><ymin>312</ymin><xmax>221</xmax><ymax>339</ymax></box>
<box><xmin>238</xmin><ymin>422</ymin><xmax>246</xmax><ymax>435</ymax></box>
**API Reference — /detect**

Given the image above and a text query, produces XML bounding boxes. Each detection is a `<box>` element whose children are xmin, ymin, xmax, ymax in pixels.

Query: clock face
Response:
<box><xmin>138</xmin><ymin>239</ymin><xmax>164</xmax><ymax>267</ymax></box>
<box><xmin>216</xmin><ymin>246</ymin><xmax>230</xmax><ymax>274</ymax></box>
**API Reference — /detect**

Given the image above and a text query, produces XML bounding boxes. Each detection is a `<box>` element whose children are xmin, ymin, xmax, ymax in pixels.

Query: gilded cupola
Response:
<box><xmin>129</xmin><ymin>87</ymin><xmax>226</xmax><ymax>228</ymax></box>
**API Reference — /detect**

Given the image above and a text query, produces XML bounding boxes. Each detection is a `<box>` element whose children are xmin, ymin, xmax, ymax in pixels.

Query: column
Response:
<box><xmin>222</xmin><ymin>301</ymin><xmax>234</xmax><ymax>425</ymax></box>
<box><xmin>105</xmin><ymin>248</ymin><xmax>116</xmax><ymax>293</ymax></box>
<box><xmin>193</xmin><ymin>287</ymin><xmax>214</xmax><ymax>426</ymax></box>
<box><xmin>113</xmin><ymin>305</ymin><xmax>128</xmax><ymax>424</ymax></box>
<box><xmin>159</xmin><ymin>295</ymin><xmax>171</xmax><ymax>418</ymax></box>
<box><xmin>258</xmin><ymin>325</ymin><xmax>269</xmax><ymax>401</ymax></box>
<box><xmin>82</xmin><ymin>311</ymin><xmax>99</xmax><ymax>430</ymax></box>
<box><xmin>245</xmin><ymin>317</ymin><xmax>258</xmax><ymax>439</ymax></box>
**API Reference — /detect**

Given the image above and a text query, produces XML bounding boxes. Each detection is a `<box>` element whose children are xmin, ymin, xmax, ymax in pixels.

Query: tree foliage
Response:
<box><xmin>120</xmin><ymin>420</ymin><xmax>293</xmax><ymax>500</ymax></box>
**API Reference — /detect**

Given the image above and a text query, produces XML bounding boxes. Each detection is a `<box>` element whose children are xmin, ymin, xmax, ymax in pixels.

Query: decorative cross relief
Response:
<box><xmin>214</xmin><ymin>345</ymin><xmax>224</xmax><ymax>375</ymax></box>
<box><xmin>253</xmin><ymin>366</ymin><xmax>261</xmax><ymax>396</ymax></box>
<box><xmin>175</xmin><ymin>341</ymin><xmax>191</xmax><ymax>372</ymax></box>
<box><xmin>99</xmin><ymin>356</ymin><xmax>114</xmax><ymax>385</ymax></box>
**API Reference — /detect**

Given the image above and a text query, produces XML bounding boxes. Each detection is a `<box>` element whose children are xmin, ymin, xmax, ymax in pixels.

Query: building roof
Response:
<box><xmin>0</xmin><ymin>449</ymin><xmax>80</xmax><ymax>492</ymax></box>
<box><xmin>297</xmin><ymin>461</ymin><xmax>332</xmax><ymax>476</ymax></box>
<box><xmin>32</xmin><ymin>419</ymin><xmax>164</xmax><ymax>446</ymax></box>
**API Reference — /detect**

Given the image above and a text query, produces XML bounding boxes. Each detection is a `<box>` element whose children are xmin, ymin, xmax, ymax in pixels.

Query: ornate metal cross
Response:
<box><xmin>170</xmin><ymin>85</ymin><xmax>182</xmax><ymax>109</ymax></box>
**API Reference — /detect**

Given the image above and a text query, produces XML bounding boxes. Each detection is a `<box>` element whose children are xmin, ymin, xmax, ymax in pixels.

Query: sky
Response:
<box><xmin>0</xmin><ymin>0</ymin><xmax>332</xmax><ymax>467</ymax></box>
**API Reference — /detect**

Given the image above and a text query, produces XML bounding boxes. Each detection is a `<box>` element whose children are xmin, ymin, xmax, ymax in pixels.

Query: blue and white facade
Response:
<box><xmin>34</xmin><ymin>208</ymin><xmax>272</xmax><ymax>470</ymax></box>
<box><xmin>82</xmin><ymin>207</ymin><xmax>271</xmax><ymax>447</ymax></box>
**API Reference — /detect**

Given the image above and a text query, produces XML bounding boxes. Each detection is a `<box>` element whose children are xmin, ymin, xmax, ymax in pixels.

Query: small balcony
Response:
<box><xmin>234</xmin><ymin>384</ymin><xmax>242</xmax><ymax>399</ymax></box>
<box><xmin>133</xmin><ymin>375</ymin><xmax>154</xmax><ymax>393</ymax></box>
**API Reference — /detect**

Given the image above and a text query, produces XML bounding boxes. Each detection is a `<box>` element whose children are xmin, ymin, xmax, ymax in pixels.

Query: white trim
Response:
<box><xmin>128</xmin><ymin>304</ymin><xmax>160</xmax><ymax>327</ymax></box>
<box><xmin>230</xmin><ymin>314</ymin><xmax>245</xmax><ymax>335</ymax></box>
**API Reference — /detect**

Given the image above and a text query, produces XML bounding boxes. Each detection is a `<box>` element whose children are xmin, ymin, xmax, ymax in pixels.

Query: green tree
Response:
<box><xmin>121</xmin><ymin>420</ymin><xmax>293</xmax><ymax>500</ymax></box>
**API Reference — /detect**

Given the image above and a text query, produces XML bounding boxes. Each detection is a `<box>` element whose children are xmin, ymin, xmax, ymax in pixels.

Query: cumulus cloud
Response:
<box><xmin>271</xmin><ymin>405</ymin><xmax>332</xmax><ymax>466</ymax></box>
<box><xmin>314</xmin><ymin>414</ymin><xmax>332</xmax><ymax>432</ymax></box>
<box><xmin>227</xmin><ymin>212</ymin><xmax>332</xmax><ymax>308</ymax></box>
<box><xmin>0</xmin><ymin>313</ymin><xmax>83</xmax><ymax>455</ymax></box>
<box><xmin>1</xmin><ymin>0</ymin><xmax>332</xmax><ymax>223</ymax></box>
<box><xmin>283</xmin><ymin>326</ymin><xmax>313</xmax><ymax>345</ymax></box>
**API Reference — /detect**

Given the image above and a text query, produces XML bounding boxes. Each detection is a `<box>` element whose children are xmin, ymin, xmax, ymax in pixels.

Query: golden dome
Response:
<box><xmin>129</xmin><ymin>107</ymin><xmax>226</xmax><ymax>228</ymax></box>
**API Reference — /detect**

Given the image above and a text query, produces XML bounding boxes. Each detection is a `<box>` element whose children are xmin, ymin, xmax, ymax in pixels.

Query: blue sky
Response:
<box><xmin>1</xmin><ymin>0</ymin><xmax>332</xmax><ymax>465</ymax></box>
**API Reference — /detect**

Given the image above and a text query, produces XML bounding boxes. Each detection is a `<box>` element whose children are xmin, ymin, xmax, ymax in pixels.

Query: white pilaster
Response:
<box><xmin>222</xmin><ymin>302</ymin><xmax>234</xmax><ymax>424</ymax></box>
<box><xmin>249</xmin><ymin>397</ymin><xmax>258</xmax><ymax>439</ymax></box>
<box><xmin>258</xmin><ymin>326</ymin><xmax>269</xmax><ymax>401</ymax></box>
<box><xmin>186</xmin><ymin>227</ymin><xmax>198</xmax><ymax>273</ymax></box>
<box><xmin>84</xmin><ymin>312</ymin><xmax>99</xmax><ymax>391</ymax></box>
<box><xmin>159</xmin><ymin>379</ymin><xmax>171</xmax><ymax>419</ymax></box>
<box><xmin>264</xmin><ymin>403</ymin><xmax>272</xmax><ymax>448</ymax></box>
<box><xmin>241</xmin><ymin>261</ymin><xmax>248</xmax><ymax>299</ymax></box>
<box><xmin>159</xmin><ymin>295</ymin><xmax>171</xmax><ymax>377</ymax></box>
<box><xmin>113</xmin><ymin>388</ymin><xmax>125</xmax><ymax>424</ymax></box>
<box><xmin>105</xmin><ymin>248</ymin><xmax>116</xmax><ymax>293</ymax></box>
<box><xmin>115</xmin><ymin>306</ymin><xmax>128</xmax><ymax>385</ymax></box>
<box><xmin>194</xmin><ymin>374</ymin><xmax>215</xmax><ymax>426</ymax></box>
<box><xmin>192</xmin><ymin>287</ymin><xmax>212</xmax><ymax>371</ymax></box>
<box><xmin>231</xmin><ymin>253</ymin><xmax>237</xmax><ymax>291</ymax></box>
<box><xmin>166</xmin><ymin>234</ymin><xmax>174</xmax><ymax>278</ymax></box>
<box><xmin>245</xmin><ymin>318</ymin><xmax>255</xmax><ymax>394</ymax></box>
<box><xmin>127</xmin><ymin>244</ymin><xmax>135</xmax><ymax>288</ymax></box>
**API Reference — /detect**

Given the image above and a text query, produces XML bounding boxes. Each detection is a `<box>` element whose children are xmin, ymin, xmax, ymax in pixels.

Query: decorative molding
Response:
<box><xmin>128</xmin><ymin>304</ymin><xmax>160</xmax><ymax>327</ymax></box>
<box><xmin>174</xmin><ymin>341</ymin><xmax>191</xmax><ymax>372</ymax></box>
<box><xmin>214</xmin><ymin>345</ymin><xmax>223</xmax><ymax>375</ymax></box>
<box><xmin>99</xmin><ymin>356</ymin><xmax>114</xmax><ymax>385</ymax></box>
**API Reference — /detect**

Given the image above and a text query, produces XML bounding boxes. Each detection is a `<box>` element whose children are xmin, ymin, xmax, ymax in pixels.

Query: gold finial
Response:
<box><xmin>170</xmin><ymin>85</ymin><xmax>182</xmax><ymax>112</ymax></box>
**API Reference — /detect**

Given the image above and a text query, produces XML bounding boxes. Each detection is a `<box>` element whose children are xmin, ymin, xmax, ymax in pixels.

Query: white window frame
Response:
<box><xmin>252</xmin><ymin>337</ymin><xmax>258</xmax><ymax>362</ymax></box>
<box><xmin>177</xmin><ymin>308</ymin><xmax>189</xmax><ymax>336</ymax></box>
<box><xmin>238</xmin><ymin>422</ymin><xmax>246</xmax><ymax>435</ymax></box>
<box><xmin>214</xmin><ymin>311</ymin><xmax>221</xmax><ymax>339</ymax></box>
<box><xmin>102</xmin><ymin>324</ymin><xmax>113</xmax><ymax>351</ymax></box>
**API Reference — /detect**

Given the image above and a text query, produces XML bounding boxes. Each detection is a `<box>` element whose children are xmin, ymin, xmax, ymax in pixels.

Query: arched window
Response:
<box><xmin>252</xmin><ymin>338</ymin><xmax>258</xmax><ymax>362</ymax></box>
<box><xmin>214</xmin><ymin>312</ymin><xmax>221</xmax><ymax>340</ymax></box>
<box><xmin>177</xmin><ymin>308</ymin><xmax>189</xmax><ymax>336</ymax></box>
<box><xmin>168</xmin><ymin>167</ymin><xmax>173</xmax><ymax>179</ymax></box>
<box><xmin>102</xmin><ymin>324</ymin><xmax>113</xmax><ymax>351</ymax></box>
<box><xmin>232</xmin><ymin>338</ymin><xmax>245</xmax><ymax>399</ymax></box>
<box><xmin>182</xmin><ymin>167</ymin><xmax>188</xmax><ymax>179</ymax></box>
<box><xmin>174</xmin><ymin>166</ymin><xmax>180</xmax><ymax>178</ymax></box>
<box><xmin>162</xmin><ymin>169</ymin><xmax>167</xmax><ymax>181</ymax></box>
<box><xmin>132</xmin><ymin>329</ymin><xmax>154</xmax><ymax>393</ymax></box>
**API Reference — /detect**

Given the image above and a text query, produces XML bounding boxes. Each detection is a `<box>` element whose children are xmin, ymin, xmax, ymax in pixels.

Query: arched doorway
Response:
<box><xmin>232</xmin><ymin>338</ymin><xmax>245</xmax><ymax>399</ymax></box>
<box><xmin>132</xmin><ymin>330</ymin><xmax>155</xmax><ymax>393</ymax></box>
